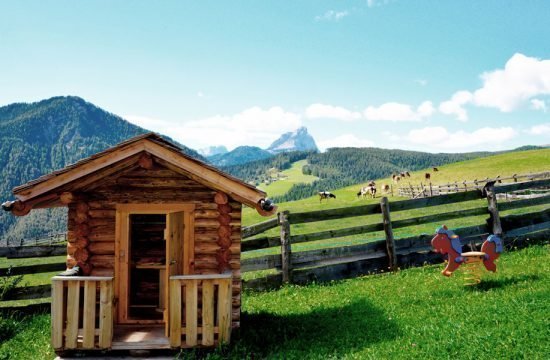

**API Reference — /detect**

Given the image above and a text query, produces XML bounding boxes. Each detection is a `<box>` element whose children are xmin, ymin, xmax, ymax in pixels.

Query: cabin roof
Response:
<box><xmin>7</xmin><ymin>133</ymin><xmax>276</xmax><ymax>216</ymax></box>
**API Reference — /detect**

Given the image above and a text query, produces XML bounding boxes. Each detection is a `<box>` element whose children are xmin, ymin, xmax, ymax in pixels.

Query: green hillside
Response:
<box><xmin>258</xmin><ymin>160</ymin><xmax>318</xmax><ymax>197</ymax></box>
<box><xmin>245</xmin><ymin>147</ymin><xmax>550</xmax><ymax>226</ymax></box>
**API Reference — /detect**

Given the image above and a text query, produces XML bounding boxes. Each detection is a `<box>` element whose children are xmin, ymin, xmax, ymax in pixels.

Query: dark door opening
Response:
<box><xmin>129</xmin><ymin>214</ymin><xmax>166</xmax><ymax>321</ymax></box>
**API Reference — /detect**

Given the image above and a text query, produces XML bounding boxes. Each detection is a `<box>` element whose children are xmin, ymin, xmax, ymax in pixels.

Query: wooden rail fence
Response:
<box><xmin>398</xmin><ymin>171</ymin><xmax>550</xmax><ymax>198</ymax></box>
<box><xmin>241</xmin><ymin>178</ymin><xmax>550</xmax><ymax>289</ymax></box>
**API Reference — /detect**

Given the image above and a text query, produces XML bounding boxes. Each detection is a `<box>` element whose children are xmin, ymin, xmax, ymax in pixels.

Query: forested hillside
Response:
<box><xmin>277</xmin><ymin>147</ymin><xmax>490</xmax><ymax>201</ymax></box>
<box><xmin>0</xmin><ymin>96</ymin><xmax>202</xmax><ymax>244</ymax></box>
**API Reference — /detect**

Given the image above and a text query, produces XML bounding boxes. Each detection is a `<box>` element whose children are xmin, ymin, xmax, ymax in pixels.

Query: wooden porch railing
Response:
<box><xmin>169</xmin><ymin>273</ymin><xmax>232</xmax><ymax>348</ymax></box>
<box><xmin>51</xmin><ymin>276</ymin><xmax>114</xmax><ymax>350</ymax></box>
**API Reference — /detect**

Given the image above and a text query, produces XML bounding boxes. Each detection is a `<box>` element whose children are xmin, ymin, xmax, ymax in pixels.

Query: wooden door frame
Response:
<box><xmin>115</xmin><ymin>203</ymin><xmax>195</xmax><ymax>324</ymax></box>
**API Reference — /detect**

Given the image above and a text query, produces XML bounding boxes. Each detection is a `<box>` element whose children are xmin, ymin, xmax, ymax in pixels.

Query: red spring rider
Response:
<box><xmin>431</xmin><ymin>225</ymin><xmax>503</xmax><ymax>283</ymax></box>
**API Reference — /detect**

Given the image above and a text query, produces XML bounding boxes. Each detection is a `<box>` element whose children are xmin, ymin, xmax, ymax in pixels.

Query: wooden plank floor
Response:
<box><xmin>111</xmin><ymin>325</ymin><xmax>171</xmax><ymax>350</ymax></box>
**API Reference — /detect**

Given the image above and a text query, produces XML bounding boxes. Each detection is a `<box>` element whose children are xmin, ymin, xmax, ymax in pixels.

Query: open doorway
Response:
<box><xmin>129</xmin><ymin>214</ymin><xmax>166</xmax><ymax>321</ymax></box>
<box><xmin>116</xmin><ymin>204</ymin><xmax>194</xmax><ymax>325</ymax></box>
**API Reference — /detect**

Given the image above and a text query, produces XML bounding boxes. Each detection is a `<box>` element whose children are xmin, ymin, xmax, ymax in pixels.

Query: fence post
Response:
<box><xmin>278</xmin><ymin>211</ymin><xmax>292</xmax><ymax>283</ymax></box>
<box><xmin>485</xmin><ymin>184</ymin><xmax>503</xmax><ymax>237</ymax></box>
<box><xmin>380</xmin><ymin>197</ymin><xmax>397</xmax><ymax>271</ymax></box>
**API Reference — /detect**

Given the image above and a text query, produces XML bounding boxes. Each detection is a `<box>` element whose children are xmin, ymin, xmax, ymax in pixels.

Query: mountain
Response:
<box><xmin>198</xmin><ymin>145</ymin><xmax>228</xmax><ymax>157</ymax></box>
<box><xmin>208</xmin><ymin>127</ymin><xmax>319</xmax><ymax>166</ymax></box>
<box><xmin>0</xmin><ymin>96</ymin><xmax>203</xmax><ymax>244</ymax></box>
<box><xmin>209</xmin><ymin>146</ymin><xmax>272</xmax><ymax>167</ymax></box>
<box><xmin>267</xmin><ymin>127</ymin><xmax>318</xmax><ymax>154</ymax></box>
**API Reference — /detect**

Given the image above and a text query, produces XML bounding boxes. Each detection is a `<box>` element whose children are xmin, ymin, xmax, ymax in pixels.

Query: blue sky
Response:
<box><xmin>1</xmin><ymin>0</ymin><xmax>549</xmax><ymax>152</ymax></box>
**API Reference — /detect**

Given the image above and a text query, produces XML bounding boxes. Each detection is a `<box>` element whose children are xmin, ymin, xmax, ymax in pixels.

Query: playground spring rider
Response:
<box><xmin>431</xmin><ymin>225</ymin><xmax>503</xmax><ymax>285</ymax></box>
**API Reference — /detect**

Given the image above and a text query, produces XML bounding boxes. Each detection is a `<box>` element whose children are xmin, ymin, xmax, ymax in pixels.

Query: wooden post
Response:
<box><xmin>278</xmin><ymin>211</ymin><xmax>292</xmax><ymax>283</ymax></box>
<box><xmin>380</xmin><ymin>197</ymin><xmax>397</xmax><ymax>271</ymax></box>
<box><xmin>429</xmin><ymin>182</ymin><xmax>433</xmax><ymax>197</ymax></box>
<box><xmin>51</xmin><ymin>280</ymin><xmax>64</xmax><ymax>349</ymax></box>
<box><xmin>390</xmin><ymin>184</ymin><xmax>394</xmax><ymax>197</ymax></box>
<box><xmin>485</xmin><ymin>184</ymin><xmax>503</xmax><ymax>236</ymax></box>
<box><xmin>408</xmin><ymin>183</ymin><xmax>415</xmax><ymax>198</ymax></box>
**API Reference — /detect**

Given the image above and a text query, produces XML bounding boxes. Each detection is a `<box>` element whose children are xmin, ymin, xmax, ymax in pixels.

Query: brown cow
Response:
<box><xmin>425</xmin><ymin>173</ymin><xmax>431</xmax><ymax>180</ymax></box>
<box><xmin>405</xmin><ymin>171</ymin><xmax>411</xmax><ymax>177</ymax></box>
<box><xmin>433</xmin><ymin>167</ymin><xmax>439</xmax><ymax>172</ymax></box>
<box><xmin>381</xmin><ymin>184</ymin><xmax>390</xmax><ymax>193</ymax></box>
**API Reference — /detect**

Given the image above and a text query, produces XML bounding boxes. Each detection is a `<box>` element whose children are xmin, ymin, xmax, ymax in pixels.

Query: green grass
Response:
<box><xmin>0</xmin><ymin>256</ymin><xmax>65</xmax><ymax>288</ymax></box>
<box><xmin>0</xmin><ymin>313</ymin><xmax>53</xmax><ymax>360</ymax></box>
<box><xmin>258</xmin><ymin>160</ymin><xmax>318</xmax><ymax>198</ymax></box>
<box><xmin>1</xmin><ymin>245</ymin><xmax>548</xmax><ymax>359</ymax></box>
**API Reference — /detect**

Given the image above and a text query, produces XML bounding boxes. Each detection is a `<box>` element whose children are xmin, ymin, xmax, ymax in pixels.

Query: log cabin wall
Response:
<box><xmin>66</xmin><ymin>165</ymin><xmax>243</xmax><ymax>328</ymax></box>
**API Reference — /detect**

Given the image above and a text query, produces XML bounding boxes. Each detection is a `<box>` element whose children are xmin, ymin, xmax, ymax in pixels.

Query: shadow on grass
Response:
<box><xmin>467</xmin><ymin>274</ymin><xmax>541</xmax><ymax>292</ymax></box>
<box><xmin>229</xmin><ymin>298</ymin><xmax>399</xmax><ymax>358</ymax></box>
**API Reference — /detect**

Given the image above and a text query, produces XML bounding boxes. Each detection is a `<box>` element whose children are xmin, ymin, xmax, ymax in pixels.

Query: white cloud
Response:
<box><xmin>315</xmin><ymin>10</ymin><xmax>349</xmax><ymax>22</ymax></box>
<box><xmin>407</xmin><ymin>126</ymin><xmax>517</xmax><ymax>150</ymax></box>
<box><xmin>473</xmin><ymin>53</ymin><xmax>550</xmax><ymax>112</ymax></box>
<box><xmin>440</xmin><ymin>53</ymin><xmax>550</xmax><ymax>120</ymax></box>
<box><xmin>197</xmin><ymin>91</ymin><xmax>204</xmax><ymax>98</ymax></box>
<box><xmin>530</xmin><ymin>99</ymin><xmax>547</xmax><ymax>112</ymax></box>
<box><xmin>526</xmin><ymin>123</ymin><xmax>550</xmax><ymax>136</ymax></box>
<box><xmin>364</xmin><ymin>101</ymin><xmax>434</xmax><ymax>121</ymax></box>
<box><xmin>178</xmin><ymin>106</ymin><xmax>302</xmax><ymax>150</ymax></box>
<box><xmin>305</xmin><ymin>103</ymin><xmax>361</xmax><ymax>121</ymax></box>
<box><xmin>438</xmin><ymin>91</ymin><xmax>473</xmax><ymax>121</ymax></box>
<box><xmin>318</xmin><ymin>134</ymin><xmax>374</xmax><ymax>151</ymax></box>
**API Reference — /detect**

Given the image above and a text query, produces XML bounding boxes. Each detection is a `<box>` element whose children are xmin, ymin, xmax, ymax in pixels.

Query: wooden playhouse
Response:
<box><xmin>2</xmin><ymin>133</ymin><xmax>276</xmax><ymax>352</ymax></box>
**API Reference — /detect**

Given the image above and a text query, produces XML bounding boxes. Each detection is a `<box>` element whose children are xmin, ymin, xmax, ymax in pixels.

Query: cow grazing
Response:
<box><xmin>392</xmin><ymin>174</ymin><xmax>397</xmax><ymax>181</ymax></box>
<box><xmin>400</xmin><ymin>172</ymin><xmax>406</xmax><ymax>178</ymax></box>
<box><xmin>393</xmin><ymin>176</ymin><xmax>401</xmax><ymax>183</ymax></box>
<box><xmin>405</xmin><ymin>171</ymin><xmax>411</xmax><ymax>177</ymax></box>
<box><xmin>433</xmin><ymin>167</ymin><xmax>439</xmax><ymax>172</ymax></box>
<box><xmin>358</xmin><ymin>185</ymin><xmax>376</xmax><ymax>199</ymax></box>
<box><xmin>381</xmin><ymin>184</ymin><xmax>390</xmax><ymax>193</ymax></box>
<box><xmin>319</xmin><ymin>191</ymin><xmax>336</xmax><ymax>202</ymax></box>
<box><xmin>425</xmin><ymin>173</ymin><xmax>431</xmax><ymax>180</ymax></box>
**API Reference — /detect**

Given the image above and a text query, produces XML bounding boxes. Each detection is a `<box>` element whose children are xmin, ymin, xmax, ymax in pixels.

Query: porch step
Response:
<box><xmin>111</xmin><ymin>326</ymin><xmax>171</xmax><ymax>350</ymax></box>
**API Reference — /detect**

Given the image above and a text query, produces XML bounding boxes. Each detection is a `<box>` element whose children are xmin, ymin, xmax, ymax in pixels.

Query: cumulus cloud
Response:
<box><xmin>305</xmin><ymin>103</ymin><xmax>361</xmax><ymax>121</ymax></box>
<box><xmin>179</xmin><ymin>106</ymin><xmax>302</xmax><ymax>150</ymax></box>
<box><xmin>315</xmin><ymin>10</ymin><xmax>349</xmax><ymax>22</ymax></box>
<box><xmin>473</xmin><ymin>53</ymin><xmax>550</xmax><ymax>112</ymax></box>
<box><xmin>318</xmin><ymin>134</ymin><xmax>374</xmax><ymax>151</ymax></box>
<box><xmin>526</xmin><ymin>123</ymin><xmax>550</xmax><ymax>136</ymax></box>
<box><xmin>530</xmin><ymin>99</ymin><xmax>547</xmax><ymax>112</ymax></box>
<box><xmin>407</xmin><ymin>126</ymin><xmax>517</xmax><ymax>150</ymax></box>
<box><xmin>364</xmin><ymin>101</ymin><xmax>434</xmax><ymax>121</ymax></box>
<box><xmin>440</xmin><ymin>53</ymin><xmax>550</xmax><ymax>120</ymax></box>
<box><xmin>438</xmin><ymin>91</ymin><xmax>473</xmax><ymax>121</ymax></box>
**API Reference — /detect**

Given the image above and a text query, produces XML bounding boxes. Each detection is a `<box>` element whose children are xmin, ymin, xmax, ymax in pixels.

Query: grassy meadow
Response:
<box><xmin>244</xmin><ymin>148</ymin><xmax>550</xmax><ymax>226</ymax></box>
<box><xmin>258</xmin><ymin>160</ymin><xmax>319</xmax><ymax>198</ymax></box>
<box><xmin>1</xmin><ymin>245</ymin><xmax>548</xmax><ymax>359</ymax></box>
